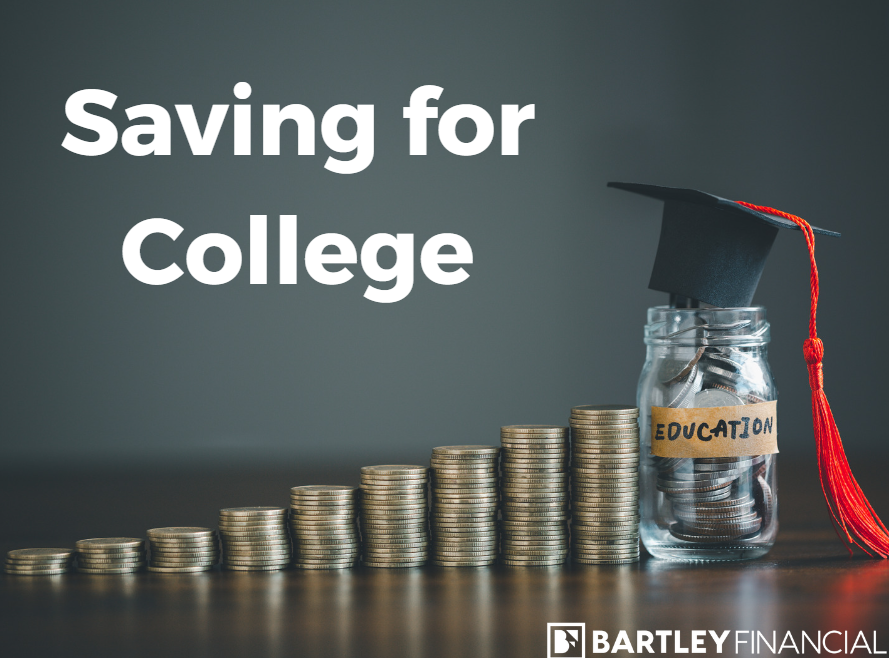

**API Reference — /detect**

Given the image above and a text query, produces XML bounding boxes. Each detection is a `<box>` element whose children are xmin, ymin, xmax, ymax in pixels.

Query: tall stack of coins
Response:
<box><xmin>360</xmin><ymin>465</ymin><xmax>429</xmax><ymax>567</ymax></box>
<box><xmin>289</xmin><ymin>485</ymin><xmax>360</xmax><ymax>569</ymax></box>
<box><xmin>499</xmin><ymin>425</ymin><xmax>570</xmax><ymax>566</ymax></box>
<box><xmin>218</xmin><ymin>507</ymin><xmax>291</xmax><ymax>571</ymax></box>
<box><xmin>4</xmin><ymin>548</ymin><xmax>74</xmax><ymax>576</ymax></box>
<box><xmin>569</xmin><ymin>405</ymin><xmax>641</xmax><ymax>564</ymax></box>
<box><xmin>429</xmin><ymin>445</ymin><xmax>500</xmax><ymax>567</ymax></box>
<box><xmin>146</xmin><ymin>527</ymin><xmax>219</xmax><ymax>573</ymax></box>
<box><xmin>76</xmin><ymin>538</ymin><xmax>146</xmax><ymax>574</ymax></box>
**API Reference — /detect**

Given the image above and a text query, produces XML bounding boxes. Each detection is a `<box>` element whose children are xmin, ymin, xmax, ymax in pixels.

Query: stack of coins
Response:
<box><xmin>4</xmin><ymin>548</ymin><xmax>74</xmax><ymax>576</ymax></box>
<box><xmin>429</xmin><ymin>445</ymin><xmax>500</xmax><ymax>566</ymax></box>
<box><xmin>218</xmin><ymin>507</ymin><xmax>291</xmax><ymax>571</ymax></box>
<box><xmin>360</xmin><ymin>465</ymin><xmax>429</xmax><ymax>567</ymax></box>
<box><xmin>661</xmin><ymin>456</ymin><xmax>765</xmax><ymax>543</ymax></box>
<box><xmin>499</xmin><ymin>425</ymin><xmax>570</xmax><ymax>566</ymax></box>
<box><xmin>655</xmin><ymin>348</ymin><xmax>769</xmax><ymax>545</ymax></box>
<box><xmin>569</xmin><ymin>405</ymin><xmax>641</xmax><ymax>564</ymax></box>
<box><xmin>76</xmin><ymin>538</ymin><xmax>146</xmax><ymax>574</ymax></box>
<box><xmin>290</xmin><ymin>486</ymin><xmax>360</xmax><ymax>569</ymax></box>
<box><xmin>147</xmin><ymin>527</ymin><xmax>219</xmax><ymax>573</ymax></box>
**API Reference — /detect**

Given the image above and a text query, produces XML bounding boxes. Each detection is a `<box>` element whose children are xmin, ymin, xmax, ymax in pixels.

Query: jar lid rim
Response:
<box><xmin>648</xmin><ymin>305</ymin><xmax>766</xmax><ymax>312</ymax></box>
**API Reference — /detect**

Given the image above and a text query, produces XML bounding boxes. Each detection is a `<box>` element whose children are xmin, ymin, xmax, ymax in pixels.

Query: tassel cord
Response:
<box><xmin>736</xmin><ymin>200</ymin><xmax>889</xmax><ymax>558</ymax></box>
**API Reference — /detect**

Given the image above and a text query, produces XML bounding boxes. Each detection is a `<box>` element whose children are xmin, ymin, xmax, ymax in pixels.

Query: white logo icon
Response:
<box><xmin>547</xmin><ymin>623</ymin><xmax>585</xmax><ymax>658</ymax></box>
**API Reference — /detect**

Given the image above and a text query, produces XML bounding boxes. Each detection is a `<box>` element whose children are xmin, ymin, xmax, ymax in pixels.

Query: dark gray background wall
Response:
<box><xmin>3</xmin><ymin>1</ymin><xmax>888</xmax><ymax>467</ymax></box>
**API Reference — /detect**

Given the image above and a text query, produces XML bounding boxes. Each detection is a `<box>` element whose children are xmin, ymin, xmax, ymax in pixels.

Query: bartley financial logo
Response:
<box><xmin>546</xmin><ymin>625</ymin><xmax>886</xmax><ymax>656</ymax></box>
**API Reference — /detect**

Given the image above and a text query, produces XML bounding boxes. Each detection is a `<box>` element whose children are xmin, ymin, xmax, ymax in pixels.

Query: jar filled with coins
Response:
<box><xmin>637</xmin><ymin>306</ymin><xmax>778</xmax><ymax>561</ymax></box>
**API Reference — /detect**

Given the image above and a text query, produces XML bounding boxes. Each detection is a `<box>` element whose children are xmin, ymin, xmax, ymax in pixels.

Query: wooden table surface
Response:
<box><xmin>1</xmin><ymin>458</ymin><xmax>887</xmax><ymax>658</ymax></box>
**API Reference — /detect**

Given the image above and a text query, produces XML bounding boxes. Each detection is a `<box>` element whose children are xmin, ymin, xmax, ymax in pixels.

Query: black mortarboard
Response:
<box><xmin>607</xmin><ymin>182</ymin><xmax>841</xmax><ymax>308</ymax></box>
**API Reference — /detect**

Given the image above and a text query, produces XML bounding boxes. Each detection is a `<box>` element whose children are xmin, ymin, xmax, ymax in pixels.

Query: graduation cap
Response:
<box><xmin>607</xmin><ymin>181</ymin><xmax>889</xmax><ymax>559</ymax></box>
<box><xmin>607</xmin><ymin>181</ymin><xmax>840</xmax><ymax>308</ymax></box>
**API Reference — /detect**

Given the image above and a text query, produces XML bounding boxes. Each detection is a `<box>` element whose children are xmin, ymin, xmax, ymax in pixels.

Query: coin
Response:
<box><xmin>291</xmin><ymin>485</ymin><xmax>357</xmax><ymax>495</ymax></box>
<box><xmin>147</xmin><ymin>527</ymin><xmax>215</xmax><ymax>539</ymax></box>
<box><xmin>7</xmin><ymin>548</ymin><xmax>74</xmax><ymax>562</ymax></box>
<box><xmin>77</xmin><ymin>561</ymin><xmax>145</xmax><ymax>575</ymax></box>
<box><xmin>147</xmin><ymin>565</ymin><xmax>213</xmax><ymax>574</ymax></box>
<box><xmin>5</xmin><ymin>559</ymin><xmax>74</xmax><ymax>575</ymax></box>
<box><xmin>433</xmin><ymin>445</ymin><xmax>499</xmax><ymax>454</ymax></box>
<box><xmin>219</xmin><ymin>507</ymin><xmax>288</xmax><ymax>517</ymax></box>
<box><xmin>76</xmin><ymin>538</ymin><xmax>144</xmax><ymax>550</ymax></box>
<box><xmin>361</xmin><ymin>465</ymin><xmax>427</xmax><ymax>476</ymax></box>
<box><xmin>571</xmin><ymin>405</ymin><xmax>638</xmax><ymax>416</ymax></box>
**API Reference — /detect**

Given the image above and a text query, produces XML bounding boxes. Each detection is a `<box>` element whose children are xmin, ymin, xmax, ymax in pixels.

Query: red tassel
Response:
<box><xmin>736</xmin><ymin>200</ymin><xmax>889</xmax><ymax>558</ymax></box>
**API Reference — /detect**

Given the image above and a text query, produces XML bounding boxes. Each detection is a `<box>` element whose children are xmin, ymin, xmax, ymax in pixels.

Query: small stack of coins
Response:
<box><xmin>146</xmin><ymin>527</ymin><xmax>219</xmax><ymax>573</ymax></box>
<box><xmin>290</xmin><ymin>486</ymin><xmax>360</xmax><ymax>569</ymax></box>
<box><xmin>499</xmin><ymin>425</ymin><xmax>570</xmax><ymax>566</ymax></box>
<box><xmin>429</xmin><ymin>445</ymin><xmax>500</xmax><ymax>566</ymax></box>
<box><xmin>218</xmin><ymin>507</ymin><xmax>291</xmax><ymax>571</ymax></box>
<box><xmin>661</xmin><ymin>456</ymin><xmax>766</xmax><ymax>543</ymax></box>
<box><xmin>4</xmin><ymin>548</ymin><xmax>74</xmax><ymax>576</ymax></box>
<box><xmin>569</xmin><ymin>405</ymin><xmax>640</xmax><ymax>564</ymax></box>
<box><xmin>360</xmin><ymin>465</ymin><xmax>429</xmax><ymax>567</ymax></box>
<box><xmin>76</xmin><ymin>538</ymin><xmax>146</xmax><ymax>574</ymax></box>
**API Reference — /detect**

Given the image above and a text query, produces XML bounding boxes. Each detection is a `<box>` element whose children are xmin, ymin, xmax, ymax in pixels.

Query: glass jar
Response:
<box><xmin>637</xmin><ymin>306</ymin><xmax>778</xmax><ymax>561</ymax></box>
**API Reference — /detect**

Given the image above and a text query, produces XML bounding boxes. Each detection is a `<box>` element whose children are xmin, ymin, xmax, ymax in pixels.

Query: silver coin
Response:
<box><xmin>150</xmin><ymin>555</ymin><xmax>219</xmax><ymax>564</ymax></box>
<box><xmin>221</xmin><ymin>544</ymin><xmax>291</xmax><ymax>552</ymax></box>
<box><xmin>219</xmin><ymin>507</ymin><xmax>288</xmax><ymax>517</ymax></box>
<box><xmin>7</xmin><ymin>548</ymin><xmax>75</xmax><ymax>561</ymax></box>
<box><xmin>662</xmin><ymin>470</ymin><xmax>743</xmax><ymax>482</ymax></box>
<box><xmin>432</xmin><ymin>445</ymin><xmax>500</xmax><ymax>454</ymax></box>
<box><xmin>669</xmin><ymin>524</ymin><xmax>762</xmax><ymax>543</ymax></box>
<box><xmin>149</xmin><ymin>537</ymin><xmax>219</xmax><ymax>546</ymax></box>
<box><xmin>571</xmin><ymin>405</ymin><xmax>639</xmax><ymax>415</ymax></box>
<box><xmin>76</xmin><ymin>538</ymin><xmax>144</xmax><ymax>550</ymax></box>
<box><xmin>501</xmin><ymin>424</ymin><xmax>568</xmax><ymax>432</ymax></box>
<box><xmin>78</xmin><ymin>566</ymin><xmax>144</xmax><ymax>574</ymax></box>
<box><xmin>77</xmin><ymin>556</ymin><xmax>146</xmax><ymax>564</ymax></box>
<box><xmin>360</xmin><ymin>480</ymin><xmax>427</xmax><ymax>488</ymax></box>
<box><xmin>291</xmin><ymin>485</ymin><xmax>357</xmax><ymax>495</ymax></box>
<box><xmin>151</xmin><ymin>560</ymin><xmax>218</xmax><ymax>568</ymax></box>
<box><xmin>569</xmin><ymin>419</ymin><xmax>639</xmax><ymax>428</ymax></box>
<box><xmin>691</xmin><ymin>387</ymin><xmax>746</xmax><ymax>407</ymax></box>
<box><xmin>150</xmin><ymin>550</ymin><xmax>219</xmax><ymax>559</ymax></box>
<box><xmin>292</xmin><ymin>563</ymin><xmax>356</xmax><ymax>570</ymax></box>
<box><xmin>665</xmin><ymin>365</ymin><xmax>704</xmax><ymax>408</ymax></box>
<box><xmin>148</xmin><ymin>565</ymin><xmax>214</xmax><ymax>574</ymax></box>
<box><xmin>694</xmin><ymin>459</ymin><xmax>754</xmax><ymax>472</ymax></box>
<box><xmin>224</xmin><ymin>558</ymin><xmax>292</xmax><ymax>567</ymax></box>
<box><xmin>147</xmin><ymin>527</ymin><xmax>216</xmax><ymax>539</ymax></box>
<box><xmin>293</xmin><ymin>557</ymin><xmax>358</xmax><ymax>568</ymax></box>
<box><xmin>361</xmin><ymin>465</ymin><xmax>427</xmax><ymax>476</ymax></box>
<box><xmin>4</xmin><ymin>564</ymin><xmax>70</xmax><ymax>576</ymax></box>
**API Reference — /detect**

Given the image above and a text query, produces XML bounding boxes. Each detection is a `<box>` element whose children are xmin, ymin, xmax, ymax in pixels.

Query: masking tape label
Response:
<box><xmin>650</xmin><ymin>400</ymin><xmax>777</xmax><ymax>458</ymax></box>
